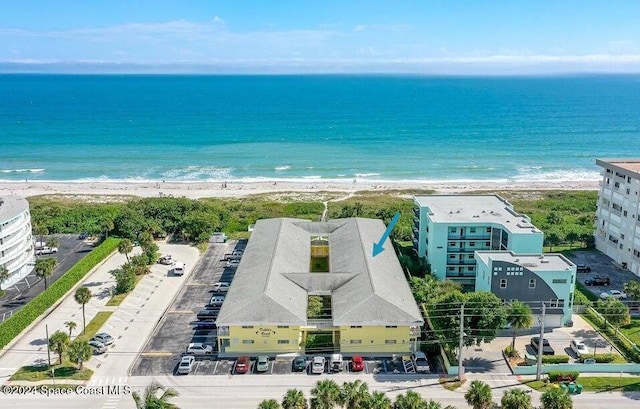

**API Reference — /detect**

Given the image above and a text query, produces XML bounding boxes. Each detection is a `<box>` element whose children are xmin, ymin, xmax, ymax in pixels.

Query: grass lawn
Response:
<box><xmin>105</xmin><ymin>274</ymin><xmax>145</xmax><ymax>306</ymax></box>
<box><xmin>76</xmin><ymin>311</ymin><xmax>113</xmax><ymax>342</ymax></box>
<box><xmin>619</xmin><ymin>317</ymin><xmax>640</xmax><ymax>346</ymax></box>
<box><xmin>521</xmin><ymin>377</ymin><xmax>640</xmax><ymax>393</ymax></box>
<box><xmin>439</xmin><ymin>377</ymin><xmax>465</xmax><ymax>391</ymax></box>
<box><xmin>10</xmin><ymin>360</ymin><xmax>93</xmax><ymax>381</ymax></box>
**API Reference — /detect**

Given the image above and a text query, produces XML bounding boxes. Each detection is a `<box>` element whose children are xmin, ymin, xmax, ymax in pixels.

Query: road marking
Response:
<box><xmin>167</xmin><ymin>310</ymin><xmax>193</xmax><ymax>314</ymax></box>
<box><xmin>213</xmin><ymin>360</ymin><xmax>219</xmax><ymax>374</ymax></box>
<box><xmin>140</xmin><ymin>351</ymin><xmax>173</xmax><ymax>357</ymax></box>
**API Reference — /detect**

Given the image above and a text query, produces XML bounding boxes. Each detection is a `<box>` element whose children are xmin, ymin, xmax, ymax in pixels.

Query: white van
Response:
<box><xmin>173</xmin><ymin>262</ymin><xmax>185</xmax><ymax>276</ymax></box>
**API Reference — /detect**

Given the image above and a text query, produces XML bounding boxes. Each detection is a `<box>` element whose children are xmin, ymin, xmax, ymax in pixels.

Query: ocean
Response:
<box><xmin>1</xmin><ymin>74</ymin><xmax>640</xmax><ymax>183</ymax></box>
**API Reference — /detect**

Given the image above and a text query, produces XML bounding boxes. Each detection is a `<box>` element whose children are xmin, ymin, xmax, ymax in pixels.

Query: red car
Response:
<box><xmin>235</xmin><ymin>356</ymin><xmax>250</xmax><ymax>374</ymax></box>
<box><xmin>351</xmin><ymin>356</ymin><xmax>364</xmax><ymax>372</ymax></box>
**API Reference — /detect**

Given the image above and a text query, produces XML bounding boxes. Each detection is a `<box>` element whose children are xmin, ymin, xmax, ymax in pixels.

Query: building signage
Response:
<box><xmin>256</xmin><ymin>328</ymin><xmax>276</xmax><ymax>337</ymax></box>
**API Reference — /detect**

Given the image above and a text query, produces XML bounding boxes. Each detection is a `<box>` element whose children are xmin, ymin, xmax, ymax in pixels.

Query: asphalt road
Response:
<box><xmin>0</xmin><ymin>234</ymin><xmax>93</xmax><ymax>319</ymax></box>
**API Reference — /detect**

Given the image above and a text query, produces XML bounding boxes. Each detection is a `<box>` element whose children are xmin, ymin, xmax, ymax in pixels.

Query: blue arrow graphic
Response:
<box><xmin>372</xmin><ymin>211</ymin><xmax>401</xmax><ymax>257</ymax></box>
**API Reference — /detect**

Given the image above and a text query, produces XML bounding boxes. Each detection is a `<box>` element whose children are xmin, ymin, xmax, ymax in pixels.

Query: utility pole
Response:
<box><xmin>45</xmin><ymin>324</ymin><xmax>53</xmax><ymax>378</ymax></box>
<box><xmin>536</xmin><ymin>302</ymin><xmax>546</xmax><ymax>381</ymax></box>
<box><xmin>458</xmin><ymin>303</ymin><xmax>465</xmax><ymax>380</ymax></box>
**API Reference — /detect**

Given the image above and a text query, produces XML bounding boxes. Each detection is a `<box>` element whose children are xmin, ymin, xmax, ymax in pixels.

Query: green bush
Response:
<box><xmin>113</xmin><ymin>268</ymin><xmax>136</xmax><ymax>294</ymax></box>
<box><xmin>504</xmin><ymin>345</ymin><xmax>520</xmax><ymax>358</ymax></box>
<box><xmin>578</xmin><ymin>353</ymin><xmax>618</xmax><ymax>363</ymax></box>
<box><xmin>548</xmin><ymin>370</ymin><xmax>580</xmax><ymax>382</ymax></box>
<box><xmin>0</xmin><ymin>238</ymin><xmax>121</xmax><ymax>350</ymax></box>
<box><xmin>542</xmin><ymin>355</ymin><xmax>570</xmax><ymax>364</ymax></box>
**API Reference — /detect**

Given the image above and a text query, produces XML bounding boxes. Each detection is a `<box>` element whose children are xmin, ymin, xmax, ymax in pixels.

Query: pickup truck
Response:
<box><xmin>585</xmin><ymin>276</ymin><xmax>610</xmax><ymax>286</ymax></box>
<box><xmin>530</xmin><ymin>337</ymin><xmax>555</xmax><ymax>355</ymax></box>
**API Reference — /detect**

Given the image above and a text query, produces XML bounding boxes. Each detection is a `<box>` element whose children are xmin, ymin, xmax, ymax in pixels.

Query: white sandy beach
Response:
<box><xmin>0</xmin><ymin>179</ymin><xmax>599</xmax><ymax>200</ymax></box>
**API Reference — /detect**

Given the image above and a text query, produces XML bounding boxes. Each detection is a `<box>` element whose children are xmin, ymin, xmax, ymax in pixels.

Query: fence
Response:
<box><xmin>1</xmin><ymin>309</ymin><xmax>16</xmax><ymax>323</ymax></box>
<box><xmin>514</xmin><ymin>362</ymin><xmax>640</xmax><ymax>375</ymax></box>
<box><xmin>584</xmin><ymin>306</ymin><xmax>640</xmax><ymax>359</ymax></box>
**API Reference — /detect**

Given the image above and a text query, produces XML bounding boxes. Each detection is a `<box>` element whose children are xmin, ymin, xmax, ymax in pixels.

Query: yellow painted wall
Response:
<box><xmin>221</xmin><ymin>325</ymin><xmax>302</xmax><ymax>354</ymax></box>
<box><xmin>338</xmin><ymin>326</ymin><xmax>414</xmax><ymax>353</ymax></box>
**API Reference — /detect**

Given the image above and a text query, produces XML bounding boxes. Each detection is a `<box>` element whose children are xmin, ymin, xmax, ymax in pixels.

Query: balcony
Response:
<box><xmin>447</xmin><ymin>234</ymin><xmax>491</xmax><ymax>241</ymax></box>
<box><xmin>304</xmin><ymin>319</ymin><xmax>337</xmax><ymax>330</ymax></box>
<box><xmin>413</xmin><ymin>208</ymin><xmax>420</xmax><ymax>218</ymax></box>
<box><xmin>447</xmin><ymin>247</ymin><xmax>488</xmax><ymax>253</ymax></box>
<box><xmin>446</xmin><ymin>272</ymin><xmax>477</xmax><ymax>278</ymax></box>
<box><xmin>446</xmin><ymin>259</ymin><xmax>477</xmax><ymax>266</ymax></box>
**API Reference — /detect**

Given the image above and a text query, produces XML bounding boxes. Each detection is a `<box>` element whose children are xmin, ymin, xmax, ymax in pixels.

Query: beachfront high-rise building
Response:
<box><xmin>0</xmin><ymin>197</ymin><xmax>36</xmax><ymax>289</ymax></box>
<box><xmin>412</xmin><ymin>195</ymin><xmax>544</xmax><ymax>289</ymax></box>
<box><xmin>595</xmin><ymin>159</ymin><xmax>640</xmax><ymax>277</ymax></box>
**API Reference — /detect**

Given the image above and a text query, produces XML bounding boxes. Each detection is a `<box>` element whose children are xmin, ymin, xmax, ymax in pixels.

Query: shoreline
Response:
<box><xmin>0</xmin><ymin>180</ymin><xmax>600</xmax><ymax>200</ymax></box>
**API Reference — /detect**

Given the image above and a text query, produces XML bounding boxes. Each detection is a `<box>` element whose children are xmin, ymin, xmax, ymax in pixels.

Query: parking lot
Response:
<box><xmin>131</xmin><ymin>239</ymin><xmax>245</xmax><ymax>376</ymax></box>
<box><xmin>570</xmin><ymin>249</ymin><xmax>640</xmax><ymax>294</ymax></box>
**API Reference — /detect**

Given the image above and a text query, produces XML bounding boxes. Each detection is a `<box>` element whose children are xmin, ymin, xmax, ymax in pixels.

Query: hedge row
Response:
<box><xmin>548</xmin><ymin>370</ymin><xmax>580</xmax><ymax>382</ymax></box>
<box><xmin>542</xmin><ymin>355</ymin><xmax>571</xmax><ymax>364</ymax></box>
<box><xmin>0</xmin><ymin>238</ymin><xmax>121</xmax><ymax>349</ymax></box>
<box><xmin>578</xmin><ymin>353</ymin><xmax>618</xmax><ymax>363</ymax></box>
<box><xmin>583</xmin><ymin>307</ymin><xmax>640</xmax><ymax>362</ymax></box>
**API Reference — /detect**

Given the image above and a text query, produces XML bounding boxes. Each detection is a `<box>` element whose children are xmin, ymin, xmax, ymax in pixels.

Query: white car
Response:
<box><xmin>88</xmin><ymin>340</ymin><xmax>107</xmax><ymax>355</ymax></box>
<box><xmin>226</xmin><ymin>260</ymin><xmax>240</xmax><ymax>268</ymax></box>
<box><xmin>312</xmin><ymin>356</ymin><xmax>326</xmax><ymax>374</ymax></box>
<box><xmin>186</xmin><ymin>343</ymin><xmax>213</xmax><ymax>355</ymax></box>
<box><xmin>600</xmin><ymin>290</ymin><xmax>628</xmax><ymax>300</ymax></box>
<box><xmin>212</xmin><ymin>282</ymin><xmax>230</xmax><ymax>292</ymax></box>
<box><xmin>91</xmin><ymin>332</ymin><xmax>114</xmax><ymax>346</ymax></box>
<box><xmin>177</xmin><ymin>355</ymin><xmax>195</xmax><ymax>374</ymax></box>
<box><xmin>570</xmin><ymin>340</ymin><xmax>589</xmax><ymax>357</ymax></box>
<box><xmin>36</xmin><ymin>246</ymin><xmax>58</xmax><ymax>255</ymax></box>
<box><xmin>158</xmin><ymin>255</ymin><xmax>174</xmax><ymax>265</ymax></box>
<box><xmin>411</xmin><ymin>351</ymin><xmax>430</xmax><ymax>373</ymax></box>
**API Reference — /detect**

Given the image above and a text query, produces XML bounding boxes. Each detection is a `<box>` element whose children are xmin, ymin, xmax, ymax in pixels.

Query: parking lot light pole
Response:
<box><xmin>536</xmin><ymin>302</ymin><xmax>546</xmax><ymax>381</ymax></box>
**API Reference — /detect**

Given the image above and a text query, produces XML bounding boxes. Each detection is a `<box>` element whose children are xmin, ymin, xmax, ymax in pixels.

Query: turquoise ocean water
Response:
<box><xmin>1</xmin><ymin>74</ymin><xmax>640</xmax><ymax>183</ymax></box>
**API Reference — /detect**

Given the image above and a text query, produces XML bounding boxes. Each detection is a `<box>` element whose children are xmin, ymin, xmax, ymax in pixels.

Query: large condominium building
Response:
<box><xmin>0</xmin><ymin>197</ymin><xmax>35</xmax><ymax>289</ymax></box>
<box><xmin>595</xmin><ymin>159</ymin><xmax>640</xmax><ymax>277</ymax></box>
<box><xmin>412</xmin><ymin>195</ymin><xmax>544</xmax><ymax>289</ymax></box>
<box><xmin>216</xmin><ymin>218</ymin><xmax>424</xmax><ymax>357</ymax></box>
<box><xmin>475</xmin><ymin>251</ymin><xmax>576</xmax><ymax>327</ymax></box>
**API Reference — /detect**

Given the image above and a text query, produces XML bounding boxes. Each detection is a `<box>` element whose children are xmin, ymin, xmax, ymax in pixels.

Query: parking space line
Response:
<box><xmin>140</xmin><ymin>351</ymin><xmax>173</xmax><ymax>357</ymax></box>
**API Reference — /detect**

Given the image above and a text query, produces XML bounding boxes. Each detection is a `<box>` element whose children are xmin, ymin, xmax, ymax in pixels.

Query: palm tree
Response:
<box><xmin>74</xmin><ymin>287</ymin><xmax>92</xmax><ymax>333</ymax></box>
<box><xmin>365</xmin><ymin>391</ymin><xmax>391</xmax><ymax>409</ymax></box>
<box><xmin>258</xmin><ymin>400</ymin><xmax>281</xmax><ymax>409</ymax></box>
<box><xmin>46</xmin><ymin>237</ymin><xmax>59</xmax><ymax>249</ymax></box>
<box><xmin>68</xmin><ymin>339</ymin><xmax>92</xmax><ymax>369</ymax></box>
<box><xmin>394</xmin><ymin>390</ymin><xmax>424</xmax><ymax>409</ymax></box>
<box><xmin>540</xmin><ymin>387</ymin><xmax>573</xmax><ymax>409</ymax></box>
<box><xmin>35</xmin><ymin>257</ymin><xmax>57</xmax><ymax>290</ymax></box>
<box><xmin>310</xmin><ymin>379</ymin><xmax>341</xmax><ymax>409</ymax></box>
<box><xmin>508</xmin><ymin>301</ymin><xmax>534</xmax><ymax>351</ymax></box>
<box><xmin>340</xmin><ymin>380</ymin><xmax>369</xmax><ymax>409</ymax></box>
<box><xmin>65</xmin><ymin>321</ymin><xmax>77</xmax><ymax>339</ymax></box>
<box><xmin>464</xmin><ymin>380</ymin><xmax>493</xmax><ymax>409</ymax></box>
<box><xmin>101</xmin><ymin>218</ymin><xmax>114</xmax><ymax>239</ymax></box>
<box><xmin>282</xmin><ymin>389</ymin><xmax>308</xmax><ymax>409</ymax></box>
<box><xmin>34</xmin><ymin>223</ymin><xmax>48</xmax><ymax>249</ymax></box>
<box><xmin>48</xmin><ymin>330</ymin><xmax>69</xmax><ymax>365</ymax></box>
<box><xmin>0</xmin><ymin>265</ymin><xmax>9</xmax><ymax>291</ymax></box>
<box><xmin>118</xmin><ymin>239</ymin><xmax>134</xmax><ymax>263</ymax></box>
<box><xmin>132</xmin><ymin>381</ymin><xmax>180</xmax><ymax>409</ymax></box>
<box><xmin>501</xmin><ymin>388</ymin><xmax>532</xmax><ymax>409</ymax></box>
<box><xmin>424</xmin><ymin>400</ymin><xmax>443</xmax><ymax>409</ymax></box>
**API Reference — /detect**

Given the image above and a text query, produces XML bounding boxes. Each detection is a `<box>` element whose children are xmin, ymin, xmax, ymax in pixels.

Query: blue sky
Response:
<box><xmin>2</xmin><ymin>0</ymin><xmax>640</xmax><ymax>73</ymax></box>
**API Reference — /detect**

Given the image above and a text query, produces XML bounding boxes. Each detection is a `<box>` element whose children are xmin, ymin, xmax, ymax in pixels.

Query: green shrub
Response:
<box><xmin>113</xmin><ymin>268</ymin><xmax>136</xmax><ymax>294</ymax></box>
<box><xmin>0</xmin><ymin>238</ymin><xmax>121</xmax><ymax>350</ymax></box>
<box><xmin>578</xmin><ymin>353</ymin><xmax>618</xmax><ymax>363</ymax></box>
<box><xmin>548</xmin><ymin>370</ymin><xmax>580</xmax><ymax>382</ymax></box>
<box><xmin>542</xmin><ymin>355</ymin><xmax>570</xmax><ymax>364</ymax></box>
<box><xmin>504</xmin><ymin>345</ymin><xmax>520</xmax><ymax>358</ymax></box>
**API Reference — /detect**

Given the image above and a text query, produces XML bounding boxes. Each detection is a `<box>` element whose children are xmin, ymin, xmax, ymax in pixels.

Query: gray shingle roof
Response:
<box><xmin>216</xmin><ymin>217</ymin><xmax>424</xmax><ymax>327</ymax></box>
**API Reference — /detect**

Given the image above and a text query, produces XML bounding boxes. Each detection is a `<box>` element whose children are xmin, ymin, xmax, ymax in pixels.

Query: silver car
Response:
<box><xmin>177</xmin><ymin>355</ymin><xmax>195</xmax><ymax>374</ymax></box>
<box><xmin>91</xmin><ymin>332</ymin><xmax>114</xmax><ymax>346</ymax></box>
<box><xmin>89</xmin><ymin>340</ymin><xmax>107</xmax><ymax>355</ymax></box>
<box><xmin>312</xmin><ymin>356</ymin><xmax>326</xmax><ymax>374</ymax></box>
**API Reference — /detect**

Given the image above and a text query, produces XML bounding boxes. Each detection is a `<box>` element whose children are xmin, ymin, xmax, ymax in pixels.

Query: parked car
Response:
<box><xmin>411</xmin><ymin>351</ymin><xmax>430</xmax><ymax>373</ymax></box>
<box><xmin>186</xmin><ymin>343</ymin><xmax>213</xmax><ymax>355</ymax></box>
<box><xmin>36</xmin><ymin>246</ymin><xmax>58</xmax><ymax>255</ymax></box>
<box><xmin>570</xmin><ymin>339</ymin><xmax>589</xmax><ymax>357</ymax></box>
<box><xmin>256</xmin><ymin>356</ymin><xmax>269</xmax><ymax>372</ymax></box>
<box><xmin>208</xmin><ymin>295</ymin><xmax>225</xmax><ymax>307</ymax></box>
<box><xmin>530</xmin><ymin>337</ymin><xmax>555</xmax><ymax>355</ymax></box>
<box><xmin>600</xmin><ymin>290</ymin><xmax>627</xmax><ymax>300</ymax></box>
<box><xmin>173</xmin><ymin>262</ymin><xmax>185</xmax><ymax>276</ymax></box>
<box><xmin>576</xmin><ymin>264</ymin><xmax>592</xmax><ymax>273</ymax></box>
<box><xmin>312</xmin><ymin>356</ymin><xmax>326</xmax><ymax>374</ymax></box>
<box><xmin>585</xmin><ymin>276</ymin><xmax>610</xmax><ymax>286</ymax></box>
<box><xmin>197</xmin><ymin>309</ymin><xmax>218</xmax><ymax>320</ymax></box>
<box><xmin>88</xmin><ymin>340</ymin><xmax>107</xmax><ymax>355</ymax></box>
<box><xmin>78</xmin><ymin>232</ymin><xmax>89</xmax><ymax>240</ymax></box>
<box><xmin>194</xmin><ymin>321</ymin><xmax>217</xmax><ymax>330</ymax></box>
<box><xmin>177</xmin><ymin>355</ymin><xmax>195</xmax><ymax>374</ymax></box>
<box><xmin>91</xmin><ymin>332</ymin><xmax>114</xmax><ymax>346</ymax></box>
<box><xmin>351</xmin><ymin>356</ymin><xmax>364</xmax><ymax>372</ymax></box>
<box><xmin>232</xmin><ymin>250</ymin><xmax>244</xmax><ymax>256</ymax></box>
<box><xmin>226</xmin><ymin>259</ymin><xmax>240</xmax><ymax>268</ymax></box>
<box><xmin>212</xmin><ymin>282</ymin><xmax>230</xmax><ymax>292</ymax></box>
<box><xmin>329</xmin><ymin>353</ymin><xmax>344</xmax><ymax>372</ymax></box>
<box><xmin>158</xmin><ymin>255</ymin><xmax>174</xmax><ymax>265</ymax></box>
<box><xmin>236</xmin><ymin>356</ymin><xmax>250</xmax><ymax>374</ymax></box>
<box><xmin>292</xmin><ymin>356</ymin><xmax>307</xmax><ymax>372</ymax></box>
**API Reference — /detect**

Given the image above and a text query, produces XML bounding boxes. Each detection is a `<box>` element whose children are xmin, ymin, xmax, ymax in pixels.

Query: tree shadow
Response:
<box><xmin>461</xmin><ymin>356</ymin><xmax>497</xmax><ymax>373</ymax></box>
<box><xmin>30</xmin><ymin>338</ymin><xmax>48</xmax><ymax>346</ymax></box>
<box><xmin>93</xmin><ymin>287</ymin><xmax>113</xmax><ymax>300</ymax></box>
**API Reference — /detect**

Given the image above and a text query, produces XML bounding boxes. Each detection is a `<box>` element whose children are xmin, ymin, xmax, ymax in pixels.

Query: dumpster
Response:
<box><xmin>560</xmin><ymin>383</ymin><xmax>569</xmax><ymax>392</ymax></box>
<box><xmin>576</xmin><ymin>384</ymin><xmax>583</xmax><ymax>394</ymax></box>
<box><xmin>568</xmin><ymin>383</ymin><xmax>576</xmax><ymax>394</ymax></box>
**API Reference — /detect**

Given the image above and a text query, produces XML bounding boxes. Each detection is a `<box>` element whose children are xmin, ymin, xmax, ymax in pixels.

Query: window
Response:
<box><xmin>385</xmin><ymin>325</ymin><xmax>398</xmax><ymax>328</ymax></box>
<box><xmin>621</xmin><ymin>234</ymin><xmax>625</xmax><ymax>239</ymax></box>
<box><xmin>350</xmin><ymin>325</ymin><xmax>362</xmax><ymax>329</ymax></box>
<box><xmin>277</xmin><ymin>340</ymin><xmax>290</xmax><ymax>344</ymax></box>
<box><xmin>486</xmin><ymin>227</ymin><xmax>491</xmax><ymax>233</ymax></box>
<box><xmin>350</xmin><ymin>340</ymin><xmax>362</xmax><ymax>344</ymax></box>
<box><xmin>449</xmin><ymin>227</ymin><xmax>457</xmax><ymax>233</ymax></box>
<box><xmin>500</xmin><ymin>279</ymin><xmax>507</xmax><ymax>289</ymax></box>
<box><xmin>449</xmin><ymin>254</ymin><xmax>456</xmax><ymax>259</ymax></box>
<box><xmin>614</xmin><ymin>181</ymin><xmax>620</xmax><ymax>188</ymax></box>
<box><xmin>385</xmin><ymin>340</ymin><xmax>397</xmax><ymax>344</ymax></box>
<box><xmin>449</xmin><ymin>242</ymin><xmax>456</xmax><ymax>247</ymax></box>
<box><xmin>242</xmin><ymin>340</ymin><xmax>255</xmax><ymax>344</ymax></box>
<box><xmin>448</xmin><ymin>267</ymin><xmax>455</xmax><ymax>271</ymax></box>
<box><xmin>470</xmin><ymin>227</ymin><xmax>476</xmax><ymax>233</ymax></box>
<box><xmin>623</xmin><ymin>211</ymin><xmax>628</xmax><ymax>217</ymax></box>
<box><xmin>485</xmin><ymin>241</ymin><xmax>490</xmax><ymax>246</ymax></box>
<box><xmin>469</xmin><ymin>242</ymin><xmax>475</xmax><ymax>247</ymax></box>
<box><xmin>241</xmin><ymin>326</ymin><xmax>254</xmax><ymax>329</ymax></box>
<box><xmin>552</xmin><ymin>279</ymin><xmax>567</xmax><ymax>284</ymax></box>
<box><xmin>277</xmin><ymin>325</ymin><xmax>289</xmax><ymax>328</ymax></box>
<box><xmin>627</xmin><ymin>188</ymin><xmax>631</xmax><ymax>195</ymax></box>
<box><xmin>468</xmin><ymin>266</ymin><xmax>474</xmax><ymax>271</ymax></box>
<box><xmin>612</xmin><ymin>203</ymin><xmax>622</xmax><ymax>212</ymax></box>
<box><xmin>529</xmin><ymin>279</ymin><xmax>536</xmax><ymax>289</ymax></box>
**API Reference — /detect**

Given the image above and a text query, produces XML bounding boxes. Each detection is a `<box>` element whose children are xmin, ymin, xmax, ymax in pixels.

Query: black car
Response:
<box><xmin>78</xmin><ymin>232</ymin><xmax>89</xmax><ymax>239</ymax></box>
<box><xmin>292</xmin><ymin>356</ymin><xmax>307</xmax><ymax>372</ymax></box>
<box><xmin>576</xmin><ymin>264</ymin><xmax>591</xmax><ymax>273</ymax></box>
<box><xmin>584</xmin><ymin>276</ymin><xmax>610</xmax><ymax>286</ymax></box>
<box><xmin>194</xmin><ymin>321</ymin><xmax>217</xmax><ymax>330</ymax></box>
<box><xmin>530</xmin><ymin>337</ymin><xmax>555</xmax><ymax>355</ymax></box>
<box><xmin>197</xmin><ymin>310</ymin><xmax>218</xmax><ymax>320</ymax></box>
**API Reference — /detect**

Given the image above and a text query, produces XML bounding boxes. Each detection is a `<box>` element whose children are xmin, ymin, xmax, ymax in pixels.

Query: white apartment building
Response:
<box><xmin>0</xmin><ymin>197</ymin><xmax>36</xmax><ymax>289</ymax></box>
<box><xmin>595</xmin><ymin>159</ymin><xmax>640</xmax><ymax>277</ymax></box>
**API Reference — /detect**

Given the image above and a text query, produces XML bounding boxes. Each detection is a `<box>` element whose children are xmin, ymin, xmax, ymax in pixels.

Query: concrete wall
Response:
<box><xmin>339</xmin><ymin>325</ymin><xmax>415</xmax><ymax>354</ymax></box>
<box><xmin>220</xmin><ymin>325</ymin><xmax>302</xmax><ymax>354</ymax></box>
